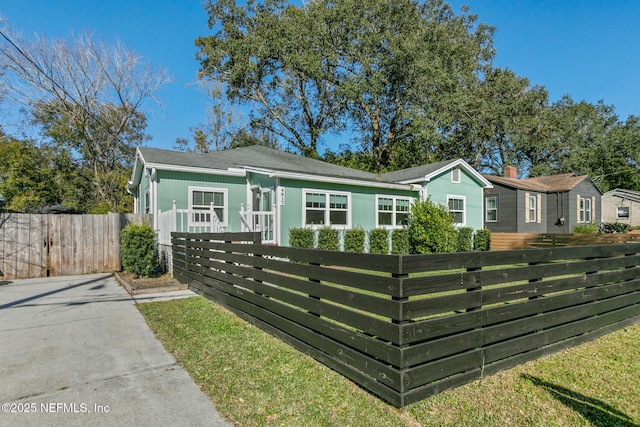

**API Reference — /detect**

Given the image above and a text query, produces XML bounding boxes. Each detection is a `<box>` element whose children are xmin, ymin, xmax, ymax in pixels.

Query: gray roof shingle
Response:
<box><xmin>138</xmin><ymin>145</ymin><xmax>383</xmax><ymax>182</ymax></box>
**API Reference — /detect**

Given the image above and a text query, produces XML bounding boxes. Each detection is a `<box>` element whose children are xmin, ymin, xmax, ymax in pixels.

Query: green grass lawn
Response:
<box><xmin>138</xmin><ymin>296</ymin><xmax>640</xmax><ymax>427</ymax></box>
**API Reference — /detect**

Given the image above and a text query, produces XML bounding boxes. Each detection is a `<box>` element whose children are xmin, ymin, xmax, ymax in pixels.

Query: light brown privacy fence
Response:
<box><xmin>491</xmin><ymin>232</ymin><xmax>640</xmax><ymax>251</ymax></box>
<box><xmin>0</xmin><ymin>213</ymin><xmax>151</xmax><ymax>280</ymax></box>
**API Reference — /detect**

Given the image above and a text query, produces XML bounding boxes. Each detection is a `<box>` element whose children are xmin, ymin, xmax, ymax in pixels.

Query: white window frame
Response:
<box><xmin>617</xmin><ymin>206</ymin><xmax>630</xmax><ymax>219</ymax></box>
<box><xmin>144</xmin><ymin>190</ymin><xmax>150</xmax><ymax>214</ymax></box>
<box><xmin>485</xmin><ymin>196</ymin><xmax>498</xmax><ymax>222</ymax></box>
<box><xmin>447</xmin><ymin>195</ymin><xmax>466</xmax><ymax>226</ymax></box>
<box><xmin>451</xmin><ymin>167</ymin><xmax>461</xmax><ymax>183</ymax></box>
<box><xmin>376</xmin><ymin>195</ymin><xmax>412</xmax><ymax>228</ymax></box>
<box><xmin>579</xmin><ymin>196</ymin><xmax>592</xmax><ymax>223</ymax></box>
<box><xmin>302</xmin><ymin>189</ymin><xmax>351</xmax><ymax>229</ymax></box>
<box><xmin>188</xmin><ymin>186</ymin><xmax>228</xmax><ymax>227</ymax></box>
<box><xmin>528</xmin><ymin>194</ymin><xmax>537</xmax><ymax>223</ymax></box>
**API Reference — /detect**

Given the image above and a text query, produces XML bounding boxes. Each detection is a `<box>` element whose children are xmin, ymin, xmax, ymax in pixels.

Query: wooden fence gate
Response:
<box><xmin>0</xmin><ymin>212</ymin><xmax>151</xmax><ymax>280</ymax></box>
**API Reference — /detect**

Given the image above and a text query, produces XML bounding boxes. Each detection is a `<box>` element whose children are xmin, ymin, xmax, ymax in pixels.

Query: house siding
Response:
<box><xmin>277</xmin><ymin>178</ymin><xmax>417</xmax><ymax>246</ymax></box>
<box><xmin>425</xmin><ymin>168</ymin><xmax>485</xmax><ymax>230</ymax></box>
<box><xmin>155</xmin><ymin>170</ymin><xmax>247</xmax><ymax>230</ymax></box>
<box><xmin>602</xmin><ymin>192</ymin><xmax>640</xmax><ymax>227</ymax></box>
<box><xmin>569</xmin><ymin>180</ymin><xmax>601</xmax><ymax>230</ymax></box>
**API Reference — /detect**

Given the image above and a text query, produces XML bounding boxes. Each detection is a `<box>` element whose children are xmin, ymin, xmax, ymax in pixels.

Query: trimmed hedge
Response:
<box><xmin>369</xmin><ymin>228</ymin><xmax>389</xmax><ymax>254</ymax></box>
<box><xmin>456</xmin><ymin>227</ymin><xmax>474</xmax><ymax>252</ymax></box>
<box><xmin>391</xmin><ymin>228</ymin><xmax>410</xmax><ymax>254</ymax></box>
<box><xmin>474</xmin><ymin>229</ymin><xmax>491</xmax><ymax>251</ymax></box>
<box><xmin>318</xmin><ymin>227</ymin><xmax>340</xmax><ymax>251</ymax></box>
<box><xmin>289</xmin><ymin>228</ymin><xmax>315</xmax><ymax>248</ymax></box>
<box><xmin>344</xmin><ymin>227</ymin><xmax>366</xmax><ymax>253</ymax></box>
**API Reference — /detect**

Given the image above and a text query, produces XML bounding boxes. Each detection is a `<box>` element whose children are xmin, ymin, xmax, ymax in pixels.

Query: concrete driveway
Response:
<box><xmin>0</xmin><ymin>274</ymin><xmax>232</xmax><ymax>427</ymax></box>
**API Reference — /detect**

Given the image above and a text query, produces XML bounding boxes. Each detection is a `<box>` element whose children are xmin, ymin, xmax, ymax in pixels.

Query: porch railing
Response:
<box><xmin>239</xmin><ymin>203</ymin><xmax>275</xmax><ymax>244</ymax></box>
<box><xmin>157</xmin><ymin>200</ymin><xmax>224</xmax><ymax>245</ymax></box>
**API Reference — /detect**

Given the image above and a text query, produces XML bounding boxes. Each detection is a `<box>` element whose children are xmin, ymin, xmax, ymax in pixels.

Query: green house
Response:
<box><xmin>127</xmin><ymin>146</ymin><xmax>492</xmax><ymax>247</ymax></box>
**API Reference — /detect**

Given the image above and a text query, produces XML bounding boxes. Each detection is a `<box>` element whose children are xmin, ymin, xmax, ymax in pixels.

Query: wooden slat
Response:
<box><xmin>175</xmin><ymin>231</ymin><xmax>640</xmax><ymax>408</ymax></box>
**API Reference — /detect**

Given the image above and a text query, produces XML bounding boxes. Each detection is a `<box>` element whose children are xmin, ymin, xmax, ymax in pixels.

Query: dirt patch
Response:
<box><xmin>118</xmin><ymin>271</ymin><xmax>185</xmax><ymax>292</ymax></box>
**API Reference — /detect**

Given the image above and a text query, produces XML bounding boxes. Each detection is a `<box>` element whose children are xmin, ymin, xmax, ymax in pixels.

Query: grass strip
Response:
<box><xmin>138</xmin><ymin>296</ymin><xmax>640</xmax><ymax>426</ymax></box>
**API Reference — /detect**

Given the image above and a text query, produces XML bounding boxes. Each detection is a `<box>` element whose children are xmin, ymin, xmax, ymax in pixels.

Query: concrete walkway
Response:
<box><xmin>0</xmin><ymin>274</ymin><xmax>231</xmax><ymax>427</ymax></box>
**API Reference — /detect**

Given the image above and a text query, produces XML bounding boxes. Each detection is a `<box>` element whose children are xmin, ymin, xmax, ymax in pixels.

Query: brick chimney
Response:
<box><xmin>504</xmin><ymin>165</ymin><xmax>517</xmax><ymax>179</ymax></box>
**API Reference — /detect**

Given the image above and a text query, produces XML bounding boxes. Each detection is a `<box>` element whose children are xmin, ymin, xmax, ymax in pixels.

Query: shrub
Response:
<box><xmin>317</xmin><ymin>227</ymin><xmax>340</xmax><ymax>251</ymax></box>
<box><xmin>120</xmin><ymin>223</ymin><xmax>161</xmax><ymax>277</ymax></box>
<box><xmin>369</xmin><ymin>228</ymin><xmax>389</xmax><ymax>254</ymax></box>
<box><xmin>289</xmin><ymin>227</ymin><xmax>315</xmax><ymax>248</ymax></box>
<box><xmin>600</xmin><ymin>222</ymin><xmax>631</xmax><ymax>234</ymax></box>
<box><xmin>474</xmin><ymin>229</ymin><xmax>491</xmax><ymax>251</ymax></box>
<box><xmin>344</xmin><ymin>227</ymin><xmax>366</xmax><ymax>253</ymax></box>
<box><xmin>456</xmin><ymin>227</ymin><xmax>474</xmax><ymax>252</ymax></box>
<box><xmin>391</xmin><ymin>228</ymin><xmax>410</xmax><ymax>254</ymax></box>
<box><xmin>408</xmin><ymin>197</ymin><xmax>457</xmax><ymax>254</ymax></box>
<box><xmin>572</xmin><ymin>222</ymin><xmax>599</xmax><ymax>234</ymax></box>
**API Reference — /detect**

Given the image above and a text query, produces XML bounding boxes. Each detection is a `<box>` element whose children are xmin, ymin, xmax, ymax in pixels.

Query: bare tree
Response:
<box><xmin>0</xmin><ymin>26</ymin><xmax>170</xmax><ymax>211</ymax></box>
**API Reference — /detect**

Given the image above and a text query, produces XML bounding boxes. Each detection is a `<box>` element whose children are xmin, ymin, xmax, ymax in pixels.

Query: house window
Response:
<box><xmin>447</xmin><ymin>196</ymin><xmax>465</xmax><ymax>225</ymax></box>
<box><xmin>617</xmin><ymin>206</ymin><xmax>630</xmax><ymax>219</ymax></box>
<box><xmin>376</xmin><ymin>196</ymin><xmax>411</xmax><ymax>228</ymax></box>
<box><xmin>528</xmin><ymin>195</ymin><xmax>537</xmax><ymax>223</ymax></box>
<box><xmin>579</xmin><ymin>196</ymin><xmax>592</xmax><ymax>222</ymax></box>
<box><xmin>304</xmin><ymin>190</ymin><xmax>350</xmax><ymax>227</ymax></box>
<box><xmin>451</xmin><ymin>167</ymin><xmax>460</xmax><ymax>183</ymax></box>
<box><xmin>144</xmin><ymin>190</ymin><xmax>150</xmax><ymax>214</ymax></box>
<box><xmin>189</xmin><ymin>187</ymin><xmax>228</xmax><ymax>226</ymax></box>
<box><xmin>485</xmin><ymin>196</ymin><xmax>498</xmax><ymax>222</ymax></box>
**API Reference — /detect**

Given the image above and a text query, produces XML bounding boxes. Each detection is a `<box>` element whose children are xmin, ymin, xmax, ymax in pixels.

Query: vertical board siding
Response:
<box><xmin>0</xmin><ymin>213</ymin><xmax>150</xmax><ymax>280</ymax></box>
<box><xmin>174</xmin><ymin>232</ymin><xmax>640</xmax><ymax>408</ymax></box>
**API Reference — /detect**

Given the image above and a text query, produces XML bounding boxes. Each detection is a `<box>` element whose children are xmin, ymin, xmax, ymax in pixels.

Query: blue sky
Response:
<box><xmin>1</xmin><ymin>0</ymin><xmax>639</xmax><ymax>154</ymax></box>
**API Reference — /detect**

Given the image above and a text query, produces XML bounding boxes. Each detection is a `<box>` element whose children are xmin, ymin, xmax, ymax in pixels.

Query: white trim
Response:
<box><xmin>188</xmin><ymin>186</ymin><xmax>229</xmax><ymax>227</ymax></box>
<box><xmin>302</xmin><ymin>189</ymin><xmax>352</xmax><ymax>229</ymax></box>
<box><xmin>254</xmin><ymin>169</ymin><xmax>419</xmax><ymax>191</ymax></box>
<box><xmin>447</xmin><ymin>194</ymin><xmax>466</xmax><ymax>226</ymax></box>
<box><xmin>145</xmin><ymin>162</ymin><xmax>247</xmax><ymax>177</ymax></box>
<box><xmin>396</xmin><ymin>158</ymin><xmax>493</xmax><ymax>188</ymax></box>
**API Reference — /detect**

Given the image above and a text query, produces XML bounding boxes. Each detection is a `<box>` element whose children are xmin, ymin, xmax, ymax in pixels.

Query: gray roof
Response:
<box><xmin>138</xmin><ymin>145</ymin><xmax>384</xmax><ymax>182</ymax></box>
<box><xmin>603</xmin><ymin>188</ymin><xmax>640</xmax><ymax>203</ymax></box>
<box><xmin>379</xmin><ymin>159</ymin><xmax>457</xmax><ymax>182</ymax></box>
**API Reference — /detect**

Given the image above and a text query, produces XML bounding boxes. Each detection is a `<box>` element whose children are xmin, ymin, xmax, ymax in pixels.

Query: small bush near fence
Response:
<box><xmin>344</xmin><ymin>227</ymin><xmax>366</xmax><ymax>253</ymax></box>
<box><xmin>317</xmin><ymin>227</ymin><xmax>340</xmax><ymax>251</ymax></box>
<box><xmin>369</xmin><ymin>228</ymin><xmax>389</xmax><ymax>254</ymax></box>
<box><xmin>391</xmin><ymin>228</ymin><xmax>410</xmax><ymax>254</ymax></box>
<box><xmin>456</xmin><ymin>227</ymin><xmax>474</xmax><ymax>252</ymax></box>
<box><xmin>120</xmin><ymin>224</ymin><xmax>161</xmax><ymax>277</ymax></box>
<box><xmin>408</xmin><ymin>197</ymin><xmax>457</xmax><ymax>254</ymax></box>
<box><xmin>573</xmin><ymin>222</ymin><xmax>599</xmax><ymax>233</ymax></box>
<box><xmin>289</xmin><ymin>228</ymin><xmax>315</xmax><ymax>249</ymax></box>
<box><xmin>601</xmin><ymin>222</ymin><xmax>631</xmax><ymax>234</ymax></box>
<box><xmin>474</xmin><ymin>229</ymin><xmax>491</xmax><ymax>251</ymax></box>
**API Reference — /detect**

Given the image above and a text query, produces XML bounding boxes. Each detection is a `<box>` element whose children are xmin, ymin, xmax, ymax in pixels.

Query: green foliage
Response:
<box><xmin>600</xmin><ymin>222</ymin><xmax>631</xmax><ymax>234</ymax></box>
<box><xmin>120</xmin><ymin>224</ymin><xmax>161</xmax><ymax>277</ymax></box>
<box><xmin>408</xmin><ymin>197</ymin><xmax>457</xmax><ymax>254</ymax></box>
<box><xmin>391</xmin><ymin>228</ymin><xmax>410</xmax><ymax>254</ymax></box>
<box><xmin>368</xmin><ymin>228</ymin><xmax>389</xmax><ymax>255</ymax></box>
<box><xmin>288</xmin><ymin>228</ymin><xmax>315</xmax><ymax>249</ymax></box>
<box><xmin>456</xmin><ymin>227</ymin><xmax>474</xmax><ymax>252</ymax></box>
<box><xmin>474</xmin><ymin>229</ymin><xmax>491</xmax><ymax>251</ymax></box>
<box><xmin>344</xmin><ymin>227</ymin><xmax>365</xmax><ymax>253</ymax></box>
<box><xmin>317</xmin><ymin>227</ymin><xmax>340</xmax><ymax>251</ymax></box>
<box><xmin>572</xmin><ymin>223</ymin><xmax>599</xmax><ymax>234</ymax></box>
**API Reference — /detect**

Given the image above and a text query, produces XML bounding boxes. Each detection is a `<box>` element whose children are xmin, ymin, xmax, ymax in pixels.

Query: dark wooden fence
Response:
<box><xmin>0</xmin><ymin>212</ymin><xmax>151</xmax><ymax>280</ymax></box>
<box><xmin>491</xmin><ymin>232</ymin><xmax>640</xmax><ymax>251</ymax></box>
<box><xmin>172</xmin><ymin>232</ymin><xmax>640</xmax><ymax>408</ymax></box>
